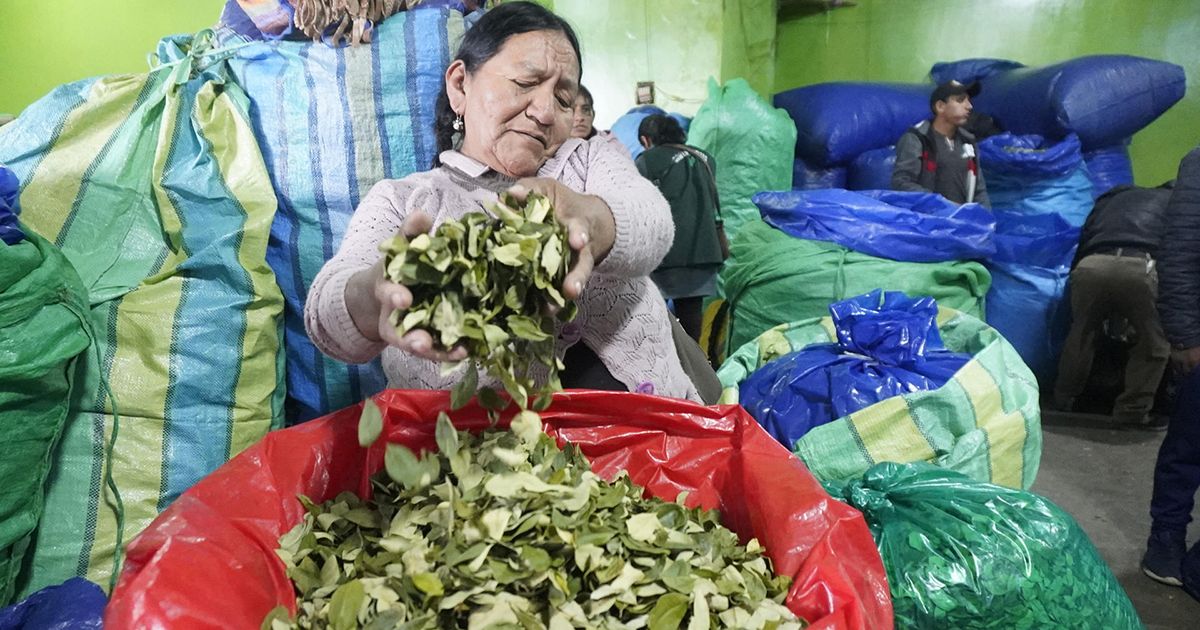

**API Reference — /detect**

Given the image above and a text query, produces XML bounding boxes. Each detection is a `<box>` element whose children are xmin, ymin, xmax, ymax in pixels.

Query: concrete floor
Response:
<box><xmin>1033</xmin><ymin>411</ymin><xmax>1200</xmax><ymax>630</ymax></box>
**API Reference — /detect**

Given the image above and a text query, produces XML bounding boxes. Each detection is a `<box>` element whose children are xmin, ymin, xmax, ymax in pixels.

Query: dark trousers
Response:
<box><xmin>1054</xmin><ymin>254</ymin><xmax>1170</xmax><ymax>420</ymax></box>
<box><xmin>1150</xmin><ymin>365</ymin><xmax>1200</xmax><ymax>533</ymax></box>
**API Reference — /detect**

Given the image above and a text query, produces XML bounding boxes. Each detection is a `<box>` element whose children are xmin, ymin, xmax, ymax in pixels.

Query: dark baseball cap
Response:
<box><xmin>930</xmin><ymin>80</ymin><xmax>981</xmax><ymax>107</ymax></box>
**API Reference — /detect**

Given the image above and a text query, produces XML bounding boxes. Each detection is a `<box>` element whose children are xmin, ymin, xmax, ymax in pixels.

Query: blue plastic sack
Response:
<box><xmin>986</xmin><ymin>212</ymin><xmax>1079</xmax><ymax>383</ymax></box>
<box><xmin>0</xmin><ymin>578</ymin><xmax>105</xmax><ymax>630</ymax></box>
<box><xmin>740</xmin><ymin>292</ymin><xmax>971</xmax><ymax>449</ymax></box>
<box><xmin>610</xmin><ymin>105</ymin><xmax>667</xmax><ymax>160</ymax></box>
<box><xmin>981</xmin><ymin>133</ymin><xmax>1095</xmax><ymax>227</ymax></box>
<box><xmin>846</xmin><ymin>146</ymin><xmax>895</xmax><ymax>191</ymax></box>
<box><xmin>754</xmin><ymin>188</ymin><xmax>996</xmax><ymax>263</ymax></box>
<box><xmin>929</xmin><ymin>58</ymin><xmax>1026</xmax><ymax>85</ymax></box>
<box><xmin>792</xmin><ymin>159</ymin><xmax>847</xmax><ymax>190</ymax></box>
<box><xmin>774</xmin><ymin>82</ymin><xmax>930</xmax><ymax>167</ymax></box>
<box><xmin>1084</xmin><ymin>143</ymin><xmax>1135</xmax><ymax>198</ymax></box>
<box><xmin>971</xmin><ymin>55</ymin><xmax>1186</xmax><ymax>150</ymax></box>
<box><xmin>0</xmin><ymin>166</ymin><xmax>23</xmax><ymax>245</ymax></box>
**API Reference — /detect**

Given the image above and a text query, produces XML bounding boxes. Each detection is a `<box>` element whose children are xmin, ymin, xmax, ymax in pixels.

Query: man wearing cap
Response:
<box><xmin>892</xmin><ymin>80</ymin><xmax>990</xmax><ymax>208</ymax></box>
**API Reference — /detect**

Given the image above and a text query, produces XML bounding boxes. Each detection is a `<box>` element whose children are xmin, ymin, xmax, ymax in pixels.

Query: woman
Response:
<box><xmin>304</xmin><ymin>2</ymin><xmax>700</xmax><ymax>401</ymax></box>
<box><xmin>570</xmin><ymin>85</ymin><xmax>630</xmax><ymax>157</ymax></box>
<box><xmin>635</xmin><ymin>114</ymin><xmax>723</xmax><ymax>342</ymax></box>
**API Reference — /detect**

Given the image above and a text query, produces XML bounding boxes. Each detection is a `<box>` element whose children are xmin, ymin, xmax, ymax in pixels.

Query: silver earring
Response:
<box><xmin>452</xmin><ymin>113</ymin><xmax>464</xmax><ymax>131</ymax></box>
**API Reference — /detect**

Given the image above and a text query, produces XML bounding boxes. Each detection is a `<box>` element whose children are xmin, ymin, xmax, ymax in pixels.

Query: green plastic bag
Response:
<box><xmin>718</xmin><ymin>306</ymin><xmax>1041</xmax><ymax>490</ymax></box>
<box><xmin>687</xmin><ymin>79</ymin><xmax>795</xmax><ymax>242</ymax></box>
<box><xmin>832</xmin><ymin>462</ymin><xmax>1142</xmax><ymax>630</ymax></box>
<box><xmin>0</xmin><ymin>32</ymin><xmax>285</xmax><ymax>596</ymax></box>
<box><xmin>0</xmin><ymin>232</ymin><xmax>92</xmax><ymax>605</ymax></box>
<box><xmin>721</xmin><ymin>219</ymin><xmax>991</xmax><ymax>353</ymax></box>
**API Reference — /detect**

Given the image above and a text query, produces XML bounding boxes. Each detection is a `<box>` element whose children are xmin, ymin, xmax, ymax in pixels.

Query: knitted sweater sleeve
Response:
<box><xmin>582</xmin><ymin>138</ymin><xmax>674</xmax><ymax>278</ymax></box>
<box><xmin>303</xmin><ymin>179</ymin><xmax>419</xmax><ymax>364</ymax></box>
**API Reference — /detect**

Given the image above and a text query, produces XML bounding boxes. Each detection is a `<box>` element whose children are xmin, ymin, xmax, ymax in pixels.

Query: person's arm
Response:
<box><xmin>1156</xmin><ymin>148</ymin><xmax>1200</xmax><ymax>370</ymax></box>
<box><xmin>583</xmin><ymin>137</ymin><xmax>674</xmax><ymax>278</ymax></box>
<box><xmin>891</xmin><ymin>131</ymin><xmax>929</xmax><ymax>193</ymax></box>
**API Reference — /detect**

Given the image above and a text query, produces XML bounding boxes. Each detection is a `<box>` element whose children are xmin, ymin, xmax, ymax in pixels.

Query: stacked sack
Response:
<box><xmin>774</xmin><ymin>55</ymin><xmax>1185</xmax><ymax>197</ymax></box>
<box><xmin>0</xmin><ymin>33</ymin><xmax>286</xmax><ymax>597</ymax></box>
<box><xmin>714</xmin><ymin>189</ymin><xmax>992</xmax><ymax>362</ymax></box>
<box><xmin>718</xmin><ymin>291</ymin><xmax>1041</xmax><ymax>491</ymax></box>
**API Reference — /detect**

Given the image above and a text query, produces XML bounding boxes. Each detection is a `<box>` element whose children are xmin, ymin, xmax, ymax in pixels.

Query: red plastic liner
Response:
<box><xmin>106</xmin><ymin>390</ymin><xmax>892</xmax><ymax>629</ymax></box>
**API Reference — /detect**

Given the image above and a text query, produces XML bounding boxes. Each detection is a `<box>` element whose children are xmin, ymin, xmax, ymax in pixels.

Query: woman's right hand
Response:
<box><xmin>346</xmin><ymin>211</ymin><xmax>469</xmax><ymax>363</ymax></box>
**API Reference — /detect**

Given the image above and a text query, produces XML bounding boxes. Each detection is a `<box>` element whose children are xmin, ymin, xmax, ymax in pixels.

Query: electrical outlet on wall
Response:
<box><xmin>636</xmin><ymin>81</ymin><xmax>655</xmax><ymax>105</ymax></box>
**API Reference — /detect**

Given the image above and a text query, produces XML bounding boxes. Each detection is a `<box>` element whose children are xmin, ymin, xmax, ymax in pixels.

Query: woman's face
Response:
<box><xmin>447</xmin><ymin>30</ymin><xmax>579</xmax><ymax>178</ymax></box>
<box><xmin>570</xmin><ymin>94</ymin><xmax>595</xmax><ymax>138</ymax></box>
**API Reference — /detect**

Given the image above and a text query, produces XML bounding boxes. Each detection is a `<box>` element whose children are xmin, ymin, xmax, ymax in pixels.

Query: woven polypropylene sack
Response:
<box><xmin>0</xmin><ymin>33</ymin><xmax>285</xmax><ymax>596</ymax></box>
<box><xmin>0</xmin><ymin>233</ymin><xmax>91</xmax><ymax>605</ymax></box>
<box><xmin>223</xmin><ymin>9</ymin><xmax>463</xmax><ymax>423</ymax></box>
<box><xmin>688</xmin><ymin>78</ymin><xmax>795</xmax><ymax>240</ymax></box>
<box><xmin>833</xmin><ymin>462</ymin><xmax>1141</xmax><ymax>629</ymax></box>
<box><xmin>717</xmin><ymin>307</ymin><xmax>1041</xmax><ymax>490</ymax></box>
<box><xmin>107</xmin><ymin>391</ymin><xmax>895</xmax><ymax>630</ymax></box>
<box><xmin>720</xmin><ymin>219</ymin><xmax>991</xmax><ymax>354</ymax></box>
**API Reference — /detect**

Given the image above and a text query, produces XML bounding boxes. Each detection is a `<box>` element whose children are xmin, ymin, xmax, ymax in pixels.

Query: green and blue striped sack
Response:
<box><xmin>719</xmin><ymin>218</ymin><xmax>992</xmax><ymax>356</ymax></box>
<box><xmin>0</xmin><ymin>32</ymin><xmax>285</xmax><ymax>596</ymax></box>
<box><xmin>220</xmin><ymin>8</ymin><xmax>463</xmax><ymax>423</ymax></box>
<box><xmin>717</xmin><ymin>306</ymin><xmax>1042</xmax><ymax>490</ymax></box>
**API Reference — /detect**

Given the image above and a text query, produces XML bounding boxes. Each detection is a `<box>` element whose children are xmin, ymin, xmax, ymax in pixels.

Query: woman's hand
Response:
<box><xmin>345</xmin><ymin>211</ymin><xmax>468</xmax><ymax>362</ymax></box>
<box><xmin>508</xmin><ymin>178</ymin><xmax>616</xmax><ymax>300</ymax></box>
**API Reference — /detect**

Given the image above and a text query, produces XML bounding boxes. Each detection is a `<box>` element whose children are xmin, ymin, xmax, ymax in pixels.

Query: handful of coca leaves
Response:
<box><xmin>265</xmin><ymin>411</ymin><xmax>805</xmax><ymax>630</ymax></box>
<box><xmin>379</xmin><ymin>192</ymin><xmax>577</xmax><ymax>411</ymax></box>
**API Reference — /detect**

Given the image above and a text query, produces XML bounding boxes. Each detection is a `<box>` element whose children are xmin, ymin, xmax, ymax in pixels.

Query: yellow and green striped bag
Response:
<box><xmin>717</xmin><ymin>307</ymin><xmax>1041</xmax><ymax>490</ymax></box>
<box><xmin>0</xmin><ymin>32</ymin><xmax>284</xmax><ymax>596</ymax></box>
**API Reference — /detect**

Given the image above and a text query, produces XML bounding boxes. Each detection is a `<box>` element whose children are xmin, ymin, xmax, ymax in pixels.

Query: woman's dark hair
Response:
<box><xmin>637</xmin><ymin>114</ymin><xmax>686</xmax><ymax>147</ymax></box>
<box><xmin>433</xmin><ymin>1</ymin><xmax>582</xmax><ymax>163</ymax></box>
<box><xmin>577</xmin><ymin>84</ymin><xmax>593</xmax><ymax>108</ymax></box>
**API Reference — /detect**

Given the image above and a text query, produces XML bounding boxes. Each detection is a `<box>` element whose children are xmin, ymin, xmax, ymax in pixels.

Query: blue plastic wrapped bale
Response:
<box><xmin>0</xmin><ymin>578</ymin><xmax>105</xmax><ymax>630</ymax></box>
<box><xmin>754</xmin><ymin>188</ymin><xmax>996</xmax><ymax>264</ymax></box>
<box><xmin>846</xmin><ymin>146</ymin><xmax>895</xmax><ymax>191</ymax></box>
<box><xmin>929</xmin><ymin>58</ymin><xmax>1026</xmax><ymax>85</ymax></box>
<box><xmin>774</xmin><ymin>82</ymin><xmax>931</xmax><ymax>167</ymax></box>
<box><xmin>971</xmin><ymin>55</ymin><xmax>1186</xmax><ymax>150</ymax></box>
<box><xmin>224</xmin><ymin>10</ymin><xmax>462</xmax><ymax>422</ymax></box>
<box><xmin>669</xmin><ymin>112</ymin><xmax>691</xmax><ymax>134</ymax></box>
<box><xmin>1084</xmin><ymin>142</ymin><xmax>1135</xmax><ymax>198</ymax></box>
<box><xmin>610</xmin><ymin>105</ymin><xmax>667</xmax><ymax>160</ymax></box>
<box><xmin>0</xmin><ymin>166</ymin><xmax>23</xmax><ymax>245</ymax></box>
<box><xmin>986</xmin><ymin>212</ymin><xmax>1079</xmax><ymax>385</ymax></box>
<box><xmin>792</xmin><ymin>159</ymin><xmax>847</xmax><ymax>190</ymax></box>
<box><xmin>980</xmin><ymin>133</ymin><xmax>1095</xmax><ymax>227</ymax></box>
<box><xmin>739</xmin><ymin>292</ymin><xmax>971</xmax><ymax>449</ymax></box>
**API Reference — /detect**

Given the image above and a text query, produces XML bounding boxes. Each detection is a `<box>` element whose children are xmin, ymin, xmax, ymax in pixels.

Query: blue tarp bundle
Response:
<box><xmin>981</xmin><ymin>133</ymin><xmax>1095</xmax><ymax>227</ymax></box>
<box><xmin>0</xmin><ymin>166</ymin><xmax>23</xmax><ymax>245</ymax></box>
<box><xmin>930</xmin><ymin>58</ymin><xmax>1026</xmax><ymax>85</ymax></box>
<box><xmin>774</xmin><ymin>82</ymin><xmax>930</xmax><ymax>167</ymax></box>
<box><xmin>0</xmin><ymin>578</ymin><xmax>105</xmax><ymax>630</ymax></box>
<box><xmin>754</xmin><ymin>189</ymin><xmax>995</xmax><ymax>263</ymax></box>
<box><xmin>1084</xmin><ymin>143</ymin><xmax>1135</xmax><ymax>198</ymax></box>
<box><xmin>223</xmin><ymin>10</ymin><xmax>461</xmax><ymax>422</ymax></box>
<box><xmin>985</xmin><ymin>212</ymin><xmax>1079</xmax><ymax>384</ymax></box>
<box><xmin>792</xmin><ymin>159</ymin><xmax>847</xmax><ymax>190</ymax></box>
<box><xmin>847</xmin><ymin>146</ymin><xmax>896</xmax><ymax>191</ymax></box>
<box><xmin>739</xmin><ymin>292</ymin><xmax>971</xmax><ymax>449</ymax></box>
<box><xmin>969</xmin><ymin>55</ymin><xmax>1185</xmax><ymax>150</ymax></box>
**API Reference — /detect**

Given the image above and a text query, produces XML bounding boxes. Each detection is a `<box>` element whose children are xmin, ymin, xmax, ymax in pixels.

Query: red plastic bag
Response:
<box><xmin>106</xmin><ymin>391</ymin><xmax>892</xmax><ymax>629</ymax></box>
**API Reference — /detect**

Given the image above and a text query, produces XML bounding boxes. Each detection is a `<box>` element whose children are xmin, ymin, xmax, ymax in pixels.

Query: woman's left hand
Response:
<box><xmin>507</xmin><ymin>178</ymin><xmax>616</xmax><ymax>300</ymax></box>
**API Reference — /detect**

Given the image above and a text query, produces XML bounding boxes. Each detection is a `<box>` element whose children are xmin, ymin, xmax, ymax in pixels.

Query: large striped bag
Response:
<box><xmin>717</xmin><ymin>306</ymin><xmax>1042</xmax><ymax>490</ymax></box>
<box><xmin>0</xmin><ymin>33</ymin><xmax>285</xmax><ymax>596</ymax></box>
<box><xmin>221</xmin><ymin>8</ymin><xmax>463</xmax><ymax>423</ymax></box>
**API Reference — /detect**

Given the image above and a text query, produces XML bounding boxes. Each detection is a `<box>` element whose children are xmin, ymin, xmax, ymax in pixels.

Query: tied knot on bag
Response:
<box><xmin>842</xmin><ymin>480</ymin><xmax>895</xmax><ymax>520</ymax></box>
<box><xmin>149</xmin><ymin>29</ymin><xmax>254</xmax><ymax>88</ymax></box>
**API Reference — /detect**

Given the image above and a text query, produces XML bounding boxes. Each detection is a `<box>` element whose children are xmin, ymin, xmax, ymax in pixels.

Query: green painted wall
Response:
<box><xmin>0</xmin><ymin>0</ymin><xmax>223</xmax><ymax>116</ymax></box>
<box><xmin>775</xmin><ymin>0</ymin><xmax>1200</xmax><ymax>185</ymax></box>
